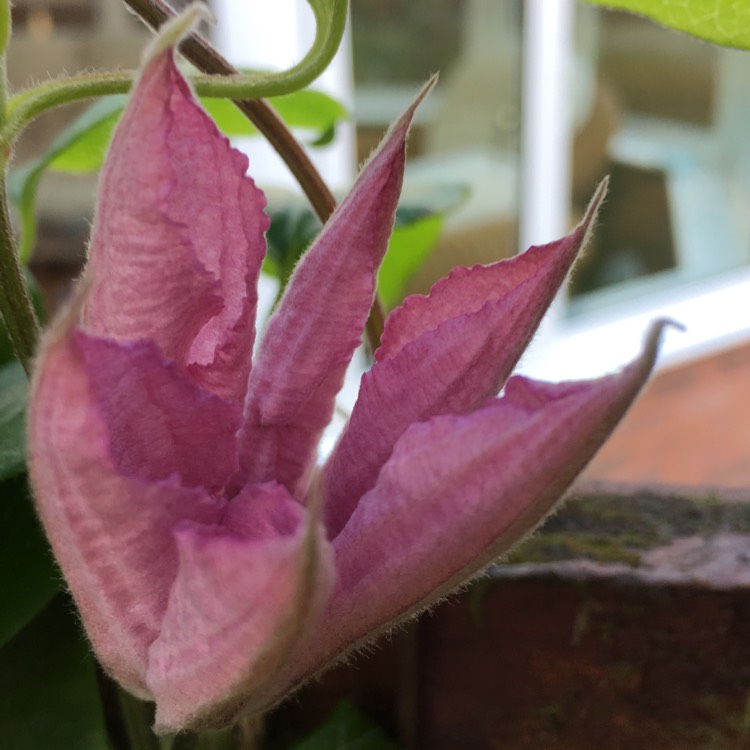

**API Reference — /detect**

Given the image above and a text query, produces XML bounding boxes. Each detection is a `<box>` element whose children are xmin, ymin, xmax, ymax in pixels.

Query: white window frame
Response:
<box><xmin>519</xmin><ymin>0</ymin><xmax>750</xmax><ymax>380</ymax></box>
<box><xmin>214</xmin><ymin>0</ymin><xmax>750</xmax><ymax>381</ymax></box>
<box><xmin>211</xmin><ymin>0</ymin><xmax>355</xmax><ymax>191</ymax></box>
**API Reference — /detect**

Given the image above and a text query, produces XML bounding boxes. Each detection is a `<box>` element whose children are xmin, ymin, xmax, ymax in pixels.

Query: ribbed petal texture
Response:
<box><xmin>28</xmin><ymin>22</ymin><xmax>666</xmax><ymax>735</ymax></box>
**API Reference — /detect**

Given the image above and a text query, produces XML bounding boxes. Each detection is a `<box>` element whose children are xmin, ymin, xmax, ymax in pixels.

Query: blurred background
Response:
<box><xmin>8</xmin><ymin>0</ymin><xmax>750</xmax><ymax>489</ymax></box>
<box><xmin>4</xmin><ymin>4</ymin><xmax>750</xmax><ymax>748</ymax></box>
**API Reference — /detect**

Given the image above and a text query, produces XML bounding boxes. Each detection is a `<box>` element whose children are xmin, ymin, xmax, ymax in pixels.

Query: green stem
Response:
<box><xmin>0</xmin><ymin>158</ymin><xmax>38</xmax><ymax>374</ymax></box>
<box><xmin>117</xmin><ymin>688</ymin><xmax>238</xmax><ymax>750</ymax></box>
<box><xmin>122</xmin><ymin>0</ymin><xmax>387</xmax><ymax>349</ymax></box>
<box><xmin>128</xmin><ymin>0</ymin><xmax>347</xmax><ymax>99</ymax></box>
<box><xmin>0</xmin><ymin>0</ymin><xmax>9</xmax><ymax>54</ymax></box>
<box><xmin>0</xmin><ymin>0</ymin><xmax>45</xmax><ymax>375</ymax></box>
<box><xmin>122</xmin><ymin>0</ymin><xmax>341</xmax><ymax>223</ymax></box>
<box><xmin>118</xmin><ymin>689</ymin><xmax>161</xmax><ymax>750</ymax></box>
<box><xmin>168</xmin><ymin>728</ymin><xmax>236</xmax><ymax>750</ymax></box>
<box><xmin>0</xmin><ymin>0</ymin><xmax>10</xmax><ymax>125</ymax></box>
<box><xmin>1</xmin><ymin>60</ymin><xmax>332</xmax><ymax>153</ymax></box>
<box><xmin>2</xmin><ymin>72</ymin><xmax>133</xmax><ymax>148</ymax></box>
<box><xmin>0</xmin><ymin>57</ymin><xmax>7</xmax><ymax>131</ymax></box>
<box><xmin>0</xmin><ymin>0</ymin><xmax>387</xmax><ymax>351</ymax></box>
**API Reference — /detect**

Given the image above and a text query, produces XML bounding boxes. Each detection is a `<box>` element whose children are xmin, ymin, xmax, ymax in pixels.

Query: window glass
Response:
<box><xmin>350</xmin><ymin>0</ymin><xmax>524</xmax><ymax>298</ymax></box>
<box><xmin>569</xmin><ymin>7</ymin><xmax>750</xmax><ymax>314</ymax></box>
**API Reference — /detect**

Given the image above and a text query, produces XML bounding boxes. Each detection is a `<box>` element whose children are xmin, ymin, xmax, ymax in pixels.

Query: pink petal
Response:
<box><xmin>230</xmin><ymin>81</ymin><xmax>435</xmax><ymax>499</ymax></box>
<box><xmin>305</xmin><ymin>321</ymin><xmax>668</xmax><ymax>674</ymax></box>
<box><xmin>323</xmin><ymin>183</ymin><xmax>606</xmax><ymax>537</ymax></box>
<box><xmin>82</xmin><ymin>49</ymin><xmax>269</xmax><ymax>401</ymax></box>
<box><xmin>147</xmin><ymin>483</ymin><xmax>335</xmax><ymax>732</ymax></box>
<box><xmin>377</xmin><ymin>180</ymin><xmax>605</xmax><ymax>361</ymax></box>
<box><xmin>75</xmin><ymin>332</ymin><xmax>241</xmax><ymax>493</ymax></box>
<box><xmin>28</xmin><ymin>320</ymin><xmax>224</xmax><ymax>697</ymax></box>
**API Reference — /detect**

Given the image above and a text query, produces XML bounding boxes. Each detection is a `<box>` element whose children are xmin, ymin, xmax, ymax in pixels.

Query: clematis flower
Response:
<box><xmin>28</xmin><ymin>23</ymin><xmax>667</xmax><ymax>734</ymax></box>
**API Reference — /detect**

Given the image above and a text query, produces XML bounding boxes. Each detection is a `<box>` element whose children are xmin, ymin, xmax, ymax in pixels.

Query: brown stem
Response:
<box><xmin>122</xmin><ymin>0</ymin><xmax>386</xmax><ymax>348</ymax></box>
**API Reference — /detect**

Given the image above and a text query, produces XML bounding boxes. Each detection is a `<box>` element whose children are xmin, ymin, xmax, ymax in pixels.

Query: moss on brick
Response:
<box><xmin>506</xmin><ymin>489</ymin><xmax>750</xmax><ymax>566</ymax></box>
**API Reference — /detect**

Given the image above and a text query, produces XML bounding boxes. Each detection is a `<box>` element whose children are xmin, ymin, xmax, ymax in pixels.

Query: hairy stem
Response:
<box><xmin>2</xmin><ymin>72</ymin><xmax>133</xmax><ymax>148</ymax></box>
<box><xmin>0</xmin><ymin>0</ymin><xmax>10</xmax><ymax>124</ymax></box>
<box><xmin>0</xmin><ymin>3</ymin><xmax>36</xmax><ymax>371</ymax></box>
<box><xmin>125</xmin><ymin>0</ymin><xmax>339</xmax><ymax>219</ymax></box>
<box><xmin>123</xmin><ymin>0</ymin><xmax>386</xmax><ymax>348</ymax></box>
<box><xmin>0</xmin><ymin>161</ymin><xmax>38</xmax><ymax>374</ymax></box>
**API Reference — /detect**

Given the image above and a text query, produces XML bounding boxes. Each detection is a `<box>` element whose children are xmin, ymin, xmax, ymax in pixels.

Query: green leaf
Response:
<box><xmin>47</xmin><ymin>98</ymin><xmax>127</xmax><ymax>173</ymax></box>
<box><xmin>0</xmin><ymin>595</ymin><xmax>111</xmax><ymax>750</ymax></box>
<box><xmin>0</xmin><ymin>361</ymin><xmax>28</xmax><ymax>480</ymax></box>
<box><xmin>266</xmin><ymin>199</ymin><xmax>323</xmax><ymax>289</ymax></box>
<box><xmin>378</xmin><ymin>184</ymin><xmax>468</xmax><ymax>308</ymax></box>
<box><xmin>8</xmin><ymin>95</ymin><xmax>127</xmax><ymax>263</ymax></box>
<box><xmin>378</xmin><ymin>214</ymin><xmax>444</xmax><ymax>309</ymax></box>
<box><xmin>583</xmin><ymin>0</ymin><xmax>750</xmax><ymax>49</ymax></box>
<box><xmin>262</xmin><ymin>198</ymin><xmax>443</xmax><ymax>304</ymax></box>
<box><xmin>288</xmin><ymin>701</ymin><xmax>399</xmax><ymax>750</ymax></box>
<box><xmin>263</xmin><ymin>184</ymin><xmax>465</xmax><ymax>307</ymax></box>
<box><xmin>202</xmin><ymin>88</ymin><xmax>348</xmax><ymax>143</ymax></box>
<box><xmin>0</xmin><ymin>474</ymin><xmax>59</xmax><ymax>647</ymax></box>
<box><xmin>273</xmin><ymin>89</ymin><xmax>348</xmax><ymax>140</ymax></box>
<box><xmin>9</xmin><ymin>87</ymin><xmax>346</xmax><ymax>264</ymax></box>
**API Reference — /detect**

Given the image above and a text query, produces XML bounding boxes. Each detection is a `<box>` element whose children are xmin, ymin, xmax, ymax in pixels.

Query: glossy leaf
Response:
<box><xmin>584</xmin><ymin>0</ymin><xmax>750</xmax><ymax>49</ymax></box>
<box><xmin>0</xmin><ymin>362</ymin><xmax>28</xmax><ymax>480</ymax></box>
<box><xmin>289</xmin><ymin>701</ymin><xmax>399</xmax><ymax>750</ymax></box>
<box><xmin>0</xmin><ymin>475</ymin><xmax>59</xmax><ymax>647</ymax></box>
<box><xmin>0</xmin><ymin>595</ymin><xmax>111</xmax><ymax>750</ymax></box>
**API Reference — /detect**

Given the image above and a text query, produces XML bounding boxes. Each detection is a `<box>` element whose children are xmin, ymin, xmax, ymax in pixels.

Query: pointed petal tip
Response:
<box><xmin>400</xmin><ymin>74</ymin><xmax>438</xmax><ymax>127</ymax></box>
<box><xmin>587</xmin><ymin>175</ymin><xmax>609</xmax><ymax>219</ymax></box>
<box><xmin>591</xmin><ymin>174</ymin><xmax>609</xmax><ymax>205</ymax></box>
<box><xmin>419</xmin><ymin>72</ymin><xmax>440</xmax><ymax>102</ymax></box>
<box><xmin>575</xmin><ymin>176</ymin><xmax>609</xmax><ymax>249</ymax></box>
<box><xmin>143</xmin><ymin>3</ymin><xmax>213</xmax><ymax>62</ymax></box>
<box><xmin>234</xmin><ymin>81</ymin><xmax>436</xmax><ymax>494</ymax></box>
<box><xmin>653</xmin><ymin>316</ymin><xmax>685</xmax><ymax>337</ymax></box>
<box><xmin>364</xmin><ymin>73</ymin><xmax>437</xmax><ymax>165</ymax></box>
<box><xmin>640</xmin><ymin>316</ymin><xmax>683</xmax><ymax>368</ymax></box>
